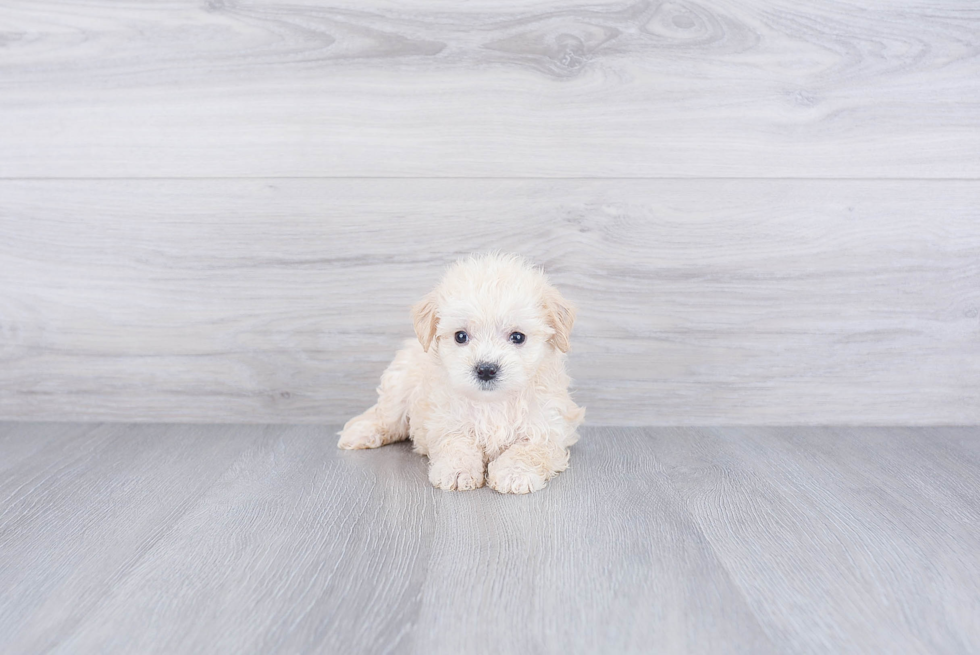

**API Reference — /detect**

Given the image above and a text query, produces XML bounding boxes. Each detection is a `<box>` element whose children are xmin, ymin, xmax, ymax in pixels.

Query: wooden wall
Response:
<box><xmin>1</xmin><ymin>0</ymin><xmax>978</xmax><ymax>424</ymax></box>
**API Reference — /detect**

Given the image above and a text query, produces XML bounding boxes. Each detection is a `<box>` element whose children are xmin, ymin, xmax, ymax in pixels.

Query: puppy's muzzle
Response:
<box><xmin>474</xmin><ymin>362</ymin><xmax>499</xmax><ymax>386</ymax></box>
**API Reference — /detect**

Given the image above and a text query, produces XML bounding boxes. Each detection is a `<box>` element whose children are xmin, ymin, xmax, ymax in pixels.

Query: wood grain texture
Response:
<box><xmin>0</xmin><ymin>423</ymin><xmax>260</xmax><ymax>652</ymax></box>
<box><xmin>412</xmin><ymin>429</ymin><xmax>774</xmax><ymax>654</ymax></box>
<box><xmin>1</xmin><ymin>424</ymin><xmax>978</xmax><ymax>653</ymax></box>
<box><xmin>1</xmin><ymin>0</ymin><xmax>978</xmax><ymax>178</ymax></box>
<box><xmin>2</xmin><ymin>179</ymin><xmax>977</xmax><ymax>425</ymax></box>
<box><xmin>653</xmin><ymin>426</ymin><xmax>980</xmax><ymax>654</ymax></box>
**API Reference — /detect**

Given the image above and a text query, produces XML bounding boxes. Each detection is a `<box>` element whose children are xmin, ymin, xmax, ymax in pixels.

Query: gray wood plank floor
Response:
<box><xmin>1</xmin><ymin>423</ymin><xmax>977</xmax><ymax>654</ymax></box>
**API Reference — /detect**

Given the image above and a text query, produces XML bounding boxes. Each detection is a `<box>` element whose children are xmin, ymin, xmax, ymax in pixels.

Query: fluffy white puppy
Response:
<box><xmin>338</xmin><ymin>252</ymin><xmax>585</xmax><ymax>494</ymax></box>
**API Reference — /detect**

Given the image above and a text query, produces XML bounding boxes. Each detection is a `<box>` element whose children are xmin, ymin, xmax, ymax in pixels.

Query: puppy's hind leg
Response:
<box><xmin>337</xmin><ymin>404</ymin><xmax>389</xmax><ymax>450</ymax></box>
<box><xmin>337</xmin><ymin>348</ymin><xmax>414</xmax><ymax>450</ymax></box>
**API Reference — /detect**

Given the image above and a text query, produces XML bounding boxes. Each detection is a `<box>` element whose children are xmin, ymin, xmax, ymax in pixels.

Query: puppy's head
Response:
<box><xmin>412</xmin><ymin>253</ymin><xmax>575</xmax><ymax>398</ymax></box>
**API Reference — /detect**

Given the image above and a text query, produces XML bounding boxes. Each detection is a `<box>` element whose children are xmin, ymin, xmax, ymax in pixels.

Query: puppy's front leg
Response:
<box><xmin>427</xmin><ymin>437</ymin><xmax>485</xmax><ymax>491</ymax></box>
<box><xmin>488</xmin><ymin>439</ymin><xmax>570</xmax><ymax>494</ymax></box>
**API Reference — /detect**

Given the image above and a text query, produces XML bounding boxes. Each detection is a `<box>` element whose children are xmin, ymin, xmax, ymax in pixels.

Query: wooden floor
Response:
<box><xmin>1</xmin><ymin>423</ymin><xmax>978</xmax><ymax>654</ymax></box>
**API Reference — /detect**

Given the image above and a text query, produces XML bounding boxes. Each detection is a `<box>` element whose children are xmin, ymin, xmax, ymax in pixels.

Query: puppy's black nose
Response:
<box><xmin>475</xmin><ymin>362</ymin><xmax>498</xmax><ymax>382</ymax></box>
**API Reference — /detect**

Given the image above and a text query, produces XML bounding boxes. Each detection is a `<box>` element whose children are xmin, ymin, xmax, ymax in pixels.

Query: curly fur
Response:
<box><xmin>338</xmin><ymin>252</ymin><xmax>585</xmax><ymax>494</ymax></box>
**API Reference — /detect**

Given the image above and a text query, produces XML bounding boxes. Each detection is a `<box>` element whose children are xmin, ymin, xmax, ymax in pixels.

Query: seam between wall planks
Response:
<box><xmin>2</xmin><ymin>177</ymin><xmax>980</xmax><ymax>181</ymax></box>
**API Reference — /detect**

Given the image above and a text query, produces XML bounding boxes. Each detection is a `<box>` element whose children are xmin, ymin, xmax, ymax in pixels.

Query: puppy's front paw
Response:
<box><xmin>487</xmin><ymin>457</ymin><xmax>548</xmax><ymax>494</ymax></box>
<box><xmin>428</xmin><ymin>458</ymin><xmax>485</xmax><ymax>491</ymax></box>
<box><xmin>337</xmin><ymin>419</ymin><xmax>384</xmax><ymax>450</ymax></box>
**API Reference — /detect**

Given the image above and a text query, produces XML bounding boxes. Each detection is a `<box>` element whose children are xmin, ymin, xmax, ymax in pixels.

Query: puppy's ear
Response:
<box><xmin>543</xmin><ymin>286</ymin><xmax>576</xmax><ymax>353</ymax></box>
<box><xmin>411</xmin><ymin>293</ymin><xmax>439</xmax><ymax>352</ymax></box>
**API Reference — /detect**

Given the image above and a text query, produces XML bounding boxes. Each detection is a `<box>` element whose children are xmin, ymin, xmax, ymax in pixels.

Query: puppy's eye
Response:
<box><xmin>454</xmin><ymin>331</ymin><xmax>468</xmax><ymax>344</ymax></box>
<box><xmin>509</xmin><ymin>332</ymin><xmax>526</xmax><ymax>345</ymax></box>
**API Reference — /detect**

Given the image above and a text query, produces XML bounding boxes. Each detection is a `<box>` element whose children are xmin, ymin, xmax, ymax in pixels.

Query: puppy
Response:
<box><xmin>338</xmin><ymin>252</ymin><xmax>585</xmax><ymax>494</ymax></box>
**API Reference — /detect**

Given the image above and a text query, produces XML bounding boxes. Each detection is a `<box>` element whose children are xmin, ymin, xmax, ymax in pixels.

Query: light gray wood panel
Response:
<box><xmin>2</xmin><ymin>179</ymin><xmax>978</xmax><ymax>425</ymax></box>
<box><xmin>653</xmin><ymin>426</ymin><xmax>980</xmax><ymax>654</ymax></box>
<box><xmin>1</xmin><ymin>0</ymin><xmax>978</xmax><ymax>178</ymax></box>
<box><xmin>0</xmin><ymin>423</ymin><xmax>258</xmax><ymax>653</ymax></box>
<box><xmin>2</xmin><ymin>424</ymin><xmax>979</xmax><ymax>653</ymax></box>
<box><xmin>412</xmin><ymin>429</ymin><xmax>775</xmax><ymax>654</ymax></box>
<box><xmin>43</xmin><ymin>425</ymin><xmax>437</xmax><ymax>654</ymax></box>
<box><xmin>0</xmin><ymin>421</ymin><xmax>95</xmax><ymax>477</ymax></box>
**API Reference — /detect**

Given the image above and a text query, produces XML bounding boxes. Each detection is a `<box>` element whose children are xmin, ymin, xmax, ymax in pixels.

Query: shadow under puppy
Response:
<box><xmin>338</xmin><ymin>252</ymin><xmax>585</xmax><ymax>494</ymax></box>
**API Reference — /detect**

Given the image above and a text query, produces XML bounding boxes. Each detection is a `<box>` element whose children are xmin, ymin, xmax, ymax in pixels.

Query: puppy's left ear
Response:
<box><xmin>543</xmin><ymin>286</ymin><xmax>576</xmax><ymax>353</ymax></box>
<box><xmin>411</xmin><ymin>292</ymin><xmax>439</xmax><ymax>352</ymax></box>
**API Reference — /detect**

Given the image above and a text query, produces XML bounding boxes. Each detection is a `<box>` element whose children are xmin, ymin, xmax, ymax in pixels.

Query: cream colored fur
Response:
<box><xmin>338</xmin><ymin>253</ymin><xmax>585</xmax><ymax>494</ymax></box>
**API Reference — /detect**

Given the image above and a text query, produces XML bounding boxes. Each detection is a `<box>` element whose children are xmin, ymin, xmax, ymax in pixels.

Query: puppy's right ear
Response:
<box><xmin>411</xmin><ymin>293</ymin><xmax>439</xmax><ymax>352</ymax></box>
